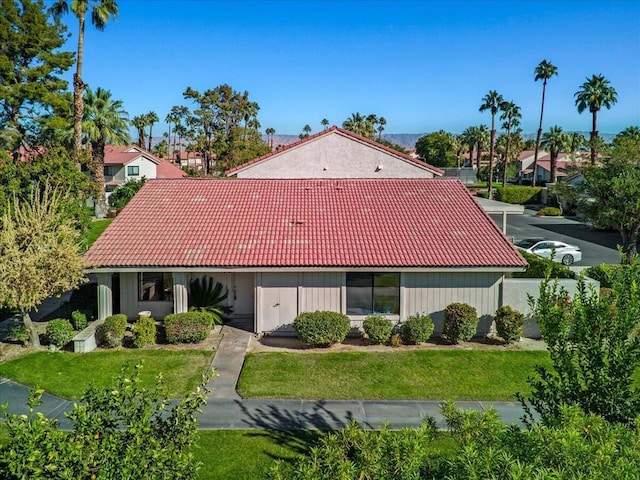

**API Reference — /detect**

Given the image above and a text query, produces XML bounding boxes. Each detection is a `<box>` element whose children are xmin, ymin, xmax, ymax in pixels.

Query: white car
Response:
<box><xmin>515</xmin><ymin>238</ymin><xmax>582</xmax><ymax>266</ymax></box>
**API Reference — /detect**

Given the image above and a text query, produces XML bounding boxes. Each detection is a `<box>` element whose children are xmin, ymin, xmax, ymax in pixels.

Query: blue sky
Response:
<box><xmin>53</xmin><ymin>0</ymin><xmax>639</xmax><ymax>136</ymax></box>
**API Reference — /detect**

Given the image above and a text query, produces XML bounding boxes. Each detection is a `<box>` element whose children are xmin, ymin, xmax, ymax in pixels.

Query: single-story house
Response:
<box><xmin>226</xmin><ymin>126</ymin><xmax>444</xmax><ymax>178</ymax></box>
<box><xmin>103</xmin><ymin>145</ymin><xmax>186</xmax><ymax>198</ymax></box>
<box><xmin>85</xmin><ymin>178</ymin><xmax>527</xmax><ymax>336</ymax></box>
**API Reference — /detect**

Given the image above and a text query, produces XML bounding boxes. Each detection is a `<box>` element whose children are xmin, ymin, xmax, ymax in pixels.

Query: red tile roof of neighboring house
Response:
<box><xmin>226</xmin><ymin>126</ymin><xmax>445</xmax><ymax>176</ymax></box>
<box><xmin>85</xmin><ymin>178</ymin><xmax>527</xmax><ymax>269</ymax></box>
<box><xmin>104</xmin><ymin>145</ymin><xmax>160</xmax><ymax>166</ymax></box>
<box><xmin>156</xmin><ymin>159</ymin><xmax>188</xmax><ymax>178</ymax></box>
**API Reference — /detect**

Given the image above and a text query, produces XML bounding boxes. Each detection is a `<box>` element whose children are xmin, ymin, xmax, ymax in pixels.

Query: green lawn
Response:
<box><xmin>83</xmin><ymin>218</ymin><xmax>113</xmax><ymax>250</ymax></box>
<box><xmin>238</xmin><ymin>350</ymin><xmax>551</xmax><ymax>400</ymax></box>
<box><xmin>0</xmin><ymin>350</ymin><xmax>213</xmax><ymax>399</ymax></box>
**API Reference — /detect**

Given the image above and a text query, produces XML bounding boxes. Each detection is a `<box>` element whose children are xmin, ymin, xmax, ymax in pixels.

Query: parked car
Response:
<box><xmin>515</xmin><ymin>238</ymin><xmax>582</xmax><ymax>266</ymax></box>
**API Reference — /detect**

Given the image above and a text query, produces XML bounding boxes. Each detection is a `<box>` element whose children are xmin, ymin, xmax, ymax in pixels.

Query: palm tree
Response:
<box><xmin>532</xmin><ymin>60</ymin><xmax>558</xmax><ymax>187</ymax></box>
<box><xmin>342</xmin><ymin>112</ymin><xmax>369</xmax><ymax>137</ymax></box>
<box><xmin>499</xmin><ymin>100</ymin><xmax>521</xmax><ymax>186</ymax></box>
<box><xmin>132</xmin><ymin>115</ymin><xmax>146</xmax><ymax>148</ymax></box>
<box><xmin>321</xmin><ymin>118</ymin><xmax>329</xmax><ymax>130</ymax></box>
<box><xmin>476</xmin><ymin>125</ymin><xmax>490</xmax><ymax>170</ymax></box>
<box><xmin>145</xmin><ymin>111</ymin><xmax>159</xmax><ymax>151</ymax></box>
<box><xmin>575</xmin><ymin>74</ymin><xmax>618</xmax><ymax>164</ymax></box>
<box><xmin>566</xmin><ymin>132</ymin><xmax>586</xmax><ymax>153</ymax></box>
<box><xmin>301</xmin><ymin>124</ymin><xmax>312</xmax><ymax>138</ymax></box>
<box><xmin>540</xmin><ymin>125</ymin><xmax>567</xmax><ymax>184</ymax></box>
<box><xmin>377</xmin><ymin>117</ymin><xmax>387</xmax><ymax>140</ymax></box>
<box><xmin>265</xmin><ymin>127</ymin><xmax>275</xmax><ymax>149</ymax></box>
<box><xmin>479</xmin><ymin>90</ymin><xmax>504</xmax><ymax>197</ymax></box>
<box><xmin>50</xmin><ymin>0</ymin><xmax>119</xmax><ymax>164</ymax></box>
<box><xmin>83</xmin><ymin>86</ymin><xmax>129</xmax><ymax>215</ymax></box>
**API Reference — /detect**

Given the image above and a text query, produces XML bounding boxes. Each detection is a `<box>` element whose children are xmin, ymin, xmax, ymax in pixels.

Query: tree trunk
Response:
<box><xmin>92</xmin><ymin>139</ymin><xmax>108</xmax><ymax>218</ymax></box>
<box><xmin>532</xmin><ymin>81</ymin><xmax>547</xmax><ymax>187</ymax></box>
<box><xmin>488</xmin><ymin>118</ymin><xmax>496</xmax><ymax>199</ymax></box>
<box><xmin>620</xmin><ymin>227</ymin><xmax>639</xmax><ymax>264</ymax></box>
<box><xmin>590</xmin><ymin>110</ymin><xmax>598</xmax><ymax>164</ymax></box>
<box><xmin>503</xmin><ymin>128</ymin><xmax>511</xmax><ymax>186</ymax></box>
<box><xmin>22</xmin><ymin>310</ymin><xmax>40</xmax><ymax>348</ymax></box>
<box><xmin>73</xmin><ymin>17</ymin><xmax>85</xmax><ymax>167</ymax></box>
<box><xmin>550</xmin><ymin>151</ymin><xmax>557</xmax><ymax>184</ymax></box>
<box><xmin>148</xmin><ymin>125</ymin><xmax>153</xmax><ymax>152</ymax></box>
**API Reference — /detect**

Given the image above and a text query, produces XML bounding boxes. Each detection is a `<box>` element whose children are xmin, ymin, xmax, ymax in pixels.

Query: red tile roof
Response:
<box><xmin>104</xmin><ymin>145</ymin><xmax>160</xmax><ymax>166</ymax></box>
<box><xmin>226</xmin><ymin>126</ymin><xmax>445</xmax><ymax>176</ymax></box>
<box><xmin>156</xmin><ymin>159</ymin><xmax>188</xmax><ymax>179</ymax></box>
<box><xmin>85</xmin><ymin>178</ymin><xmax>526</xmax><ymax>269</ymax></box>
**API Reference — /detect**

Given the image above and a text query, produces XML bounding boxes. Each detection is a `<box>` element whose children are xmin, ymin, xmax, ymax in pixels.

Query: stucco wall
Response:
<box><xmin>237</xmin><ymin>133</ymin><xmax>435</xmax><ymax>178</ymax></box>
<box><xmin>125</xmin><ymin>156</ymin><xmax>157</xmax><ymax>181</ymax></box>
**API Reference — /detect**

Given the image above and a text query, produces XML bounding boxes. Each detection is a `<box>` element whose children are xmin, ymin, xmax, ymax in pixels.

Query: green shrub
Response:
<box><xmin>45</xmin><ymin>318</ymin><xmax>74</xmax><ymax>347</ymax></box>
<box><xmin>71</xmin><ymin>310</ymin><xmax>88</xmax><ymax>331</ymax></box>
<box><xmin>8</xmin><ymin>324</ymin><xmax>29</xmax><ymax>346</ymax></box>
<box><xmin>513</xmin><ymin>251</ymin><xmax>575</xmax><ymax>279</ymax></box>
<box><xmin>97</xmin><ymin>314</ymin><xmax>128</xmax><ymax>348</ymax></box>
<box><xmin>583</xmin><ymin>263</ymin><xmax>626</xmax><ymax>289</ymax></box>
<box><xmin>132</xmin><ymin>316</ymin><xmax>156</xmax><ymax>348</ymax></box>
<box><xmin>494</xmin><ymin>186</ymin><xmax>542</xmax><ymax>204</ymax></box>
<box><xmin>400</xmin><ymin>313</ymin><xmax>434</xmax><ymax>344</ymax></box>
<box><xmin>293</xmin><ymin>311</ymin><xmax>351</xmax><ymax>347</ymax></box>
<box><xmin>164</xmin><ymin>311</ymin><xmax>213</xmax><ymax>344</ymax></box>
<box><xmin>494</xmin><ymin>306</ymin><xmax>525</xmax><ymax>343</ymax></box>
<box><xmin>108</xmin><ymin>177</ymin><xmax>146</xmax><ymax>209</ymax></box>
<box><xmin>362</xmin><ymin>315</ymin><xmax>393</xmax><ymax>345</ymax></box>
<box><xmin>188</xmin><ymin>276</ymin><xmax>232</xmax><ymax>325</ymax></box>
<box><xmin>538</xmin><ymin>206</ymin><xmax>562</xmax><ymax>216</ymax></box>
<box><xmin>443</xmin><ymin>303</ymin><xmax>479</xmax><ymax>343</ymax></box>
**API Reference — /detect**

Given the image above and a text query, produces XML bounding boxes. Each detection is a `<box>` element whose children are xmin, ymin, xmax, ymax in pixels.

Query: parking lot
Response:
<box><xmin>491</xmin><ymin>208</ymin><xmax>622</xmax><ymax>266</ymax></box>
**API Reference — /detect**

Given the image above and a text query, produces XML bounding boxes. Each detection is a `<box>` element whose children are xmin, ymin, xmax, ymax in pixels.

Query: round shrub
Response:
<box><xmin>45</xmin><ymin>318</ymin><xmax>74</xmax><ymax>347</ymax></box>
<box><xmin>362</xmin><ymin>315</ymin><xmax>393</xmax><ymax>345</ymax></box>
<box><xmin>400</xmin><ymin>313</ymin><xmax>434</xmax><ymax>345</ymax></box>
<box><xmin>494</xmin><ymin>305</ymin><xmax>525</xmax><ymax>343</ymax></box>
<box><xmin>71</xmin><ymin>310</ymin><xmax>88</xmax><ymax>331</ymax></box>
<box><xmin>293</xmin><ymin>311</ymin><xmax>351</xmax><ymax>347</ymax></box>
<box><xmin>132</xmin><ymin>316</ymin><xmax>156</xmax><ymax>348</ymax></box>
<box><xmin>443</xmin><ymin>303</ymin><xmax>479</xmax><ymax>344</ymax></box>
<box><xmin>8</xmin><ymin>324</ymin><xmax>29</xmax><ymax>346</ymax></box>
<box><xmin>97</xmin><ymin>314</ymin><xmax>128</xmax><ymax>348</ymax></box>
<box><xmin>537</xmin><ymin>206</ymin><xmax>562</xmax><ymax>216</ymax></box>
<box><xmin>164</xmin><ymin>311</ymin><xmax>214</xmax><ymax>344</ymax></box>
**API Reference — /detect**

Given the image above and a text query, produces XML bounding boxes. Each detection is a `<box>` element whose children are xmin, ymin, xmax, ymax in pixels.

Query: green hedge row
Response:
<box><xmin>495</xmin><ymin>186</ymin><xmax>542</xmax><ymax>204</ymax></box>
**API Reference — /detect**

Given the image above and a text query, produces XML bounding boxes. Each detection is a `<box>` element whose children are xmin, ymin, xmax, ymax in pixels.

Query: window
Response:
<box><xmin>138</xmin><ymin>272</ymin><xmax>173</xmax><ymax>301</ymax></box>
<box><xmin>127</xmin><ymin>165</ymin><xmax>140</xmax><ymax>176</ymax></box>
<box><xmin>346</xmin><ymin>273</ymin><xmax>400</xmax><ymax>315</ymax></box>
<box><xmin>103</xmin><ymin>166</ymin><xmax>117</xmax><ymax>176</ymax></box>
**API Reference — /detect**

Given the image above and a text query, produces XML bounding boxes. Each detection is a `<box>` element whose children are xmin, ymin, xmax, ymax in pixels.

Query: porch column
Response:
<box><xmin>97</xmin><ymin>273</ymin><xmax>113</xmax><ymax>320</ymax></box>
<box><xmin>173</xmin><ymin>273</ymin><xmax>188</xmax><ymax>314</ymax></box>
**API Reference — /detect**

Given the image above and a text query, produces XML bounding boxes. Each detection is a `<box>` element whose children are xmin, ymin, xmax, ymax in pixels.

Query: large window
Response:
<box><xmin>139</xmin><ymin>272</ymin><xmax>173</xmax><ymax>301</ymax></box>
<box><xmin>346</xmin><ymin>273</ymin><xmax>400</xmax><ymax>315</ymax></box>
<box><xmin>103</xmin><ymin>166</ymin><xmax>117</xmax><ymax>176</ymax></box>
<box><xmin>127</xmin><ymin>165</ymin><xmax>140</xmax><ymax>176</ymax></box>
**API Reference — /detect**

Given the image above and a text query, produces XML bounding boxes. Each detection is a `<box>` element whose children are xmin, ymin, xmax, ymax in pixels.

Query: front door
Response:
<box><xmin>258</xmin><ymin>272</ymin><xmax>298</xmax><ymax>334</ymax></box>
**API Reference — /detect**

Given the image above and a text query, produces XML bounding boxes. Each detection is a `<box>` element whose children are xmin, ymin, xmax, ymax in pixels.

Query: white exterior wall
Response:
<box><xmin>237</xmin><ymin>133</ymin><xmax>435</xmax><ymax>178</ymax></box>
<box><xmin>119</xmin><ymin>272</ymin><xmax>173</xmax><ymax>319</ymax></box>
<box><xmin>124</xmin><ymin>156</ymin><xmax>157</xmax><ymax>181</ymax></box>
<box><xmin>403</xmin><ymin>272</ymin><xmax>503</xmax><ymax>335</ymax></box>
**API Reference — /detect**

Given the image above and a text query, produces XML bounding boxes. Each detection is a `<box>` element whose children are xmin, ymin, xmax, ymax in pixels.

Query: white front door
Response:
<box><xmin>258</xmin><ymin>272</ymin><xmax>298</xmax><ymax>333</ymax></box>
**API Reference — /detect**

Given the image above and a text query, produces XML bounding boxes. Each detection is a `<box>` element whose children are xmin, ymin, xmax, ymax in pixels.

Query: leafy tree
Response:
<box><xmin>0</xmin><ymin>185</ymin><xmax>87</xmax><ymax>346</ymax></box>
<box><xmin>415</xmin><ymin>130</ymin><xmax>457</xmax><ymax>167</ymax></box>
<box><xmin>566</xmin><ymin>131</ymin><xmax>586</xmax><ymax>152</ymax></box>
<box><xmin>152</xmin><ymin>138</ymin><xmax>168</xmax><ymax>158</ymax></box>
<box><xmin>0</xmin><ymin>0</ymin><xmax>74</xmax><ymax>156</ymax></box>
<box><xmin>520</xmin><ymin>261</ymin><xmax>640</xmax><ymax>425</ymax></box>
<box><xmin>577</xmin><ymin>135</ymin><xmax>640</xmax><ymax>260</ymax></box>
<box><xmin>83</xmin><ymin>86</ymin><xmax>129</xmax><ymax>214</ymax></box>
<box><xmin>498</xmin><ymin>100</ymin><xmax>521</xmax><ymax>185</ymax></box>
<box><xmin>532</xmin><ymin>59</ymin><xmax>558</xmax><ymax>186</ymax></box>
<box><xmin>377</xmin><ymin>116</ymin><xmax>386</xmax><ymax>140</ymax></box>
<box><xmin>165</xmin><ymin>105</ymin><xmax>189</xmax><ymax>158</ymax></box>
<box><xmin>50</xmin><ymin>0</ymin><xmax>119</xmax><ymax>164</ymax></box>
<box><xmin>108</xmin><ymin>176</ymin><xmax>146</xmax><ymax>209</ymax></box>
<box><xmin>342</xmin><ymin>112</ymin><xmax>380</xmax><ymax>139</ymax></box>
<box><xmin>574</xmin><ymin>74</ymin><xmax>618</xmax><ymax>164</ymax></box>
<box><xmin>0</xmin><ymin>364</ymin><xmax>210</xmax><ymax>479</ymax></box>
<box><xmin>265</xmin><ymin>127</ymin><xmax>275</xmax><ymax>149</ymax></box>
<box><xmin>131</xmin><ymin>114</ymin><xmax>147</xmax><ymax>148</ymax></box>
<box><xmin>540</xmin><ymin>125</ymin><xmax>567</xmax><ymax>183</ymax></box>
<box><xmin>479</xmin><ymin>90</ymin><xmax>504</xmax><ymax>197</ymax></box>
<box><xmin>145</xmin><ymin>110</ymin><xmax>159</xmax><ymax>151</ymax></box>
<box><xmin>320</xmin><ymin>118</ymin><xmax>329</xmax><ymax>130</ymax></box>
<box><xmin>613</xmin><ymin>125</ymin><xmax>640</xmax><ymax>147</ymax></box>
<box><xmin>300</xmin><ymin>123</ymin><xmax>311</xmax><ymax>139</ymax></box>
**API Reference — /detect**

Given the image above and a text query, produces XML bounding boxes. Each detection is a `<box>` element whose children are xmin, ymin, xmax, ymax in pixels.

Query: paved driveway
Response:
<box><xmin>492</xmin><ymin>208</ymin><xmax>622</xmax><ymax>266</ymax></box>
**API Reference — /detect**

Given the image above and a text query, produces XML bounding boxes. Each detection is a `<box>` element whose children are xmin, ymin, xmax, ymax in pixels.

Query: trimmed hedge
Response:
<box><xmin>71</xmin><ymin>310</ymin><xmax>88</xmax><ymax>331</ymax></box>
<box><xmin>293</xmin><ymin>311</ymin><xmax>351</xmax><ymax>347</ymax></box>
<box><xmin>399</xmin><ymin>313</ymin><xmax>434</xmax><ymax>345</ymax></box>
<box><xmin>98</xmin><ymin>314</ymin><xmax>128</xmax><ymax>348</ymax></box>
<box><xmin>494</xmin><ymin>305</ymin><xmax>525</xmax><ymax>343</ymax></box>
<box><xmin>45</xmin><ymin>318</ymin><xmax>74</xmax><ymax>347</ymax></box>
<box><xmin>513</xmin><ymin>251</ymin><xmax>575</xmax><ymax>279</ymax></box>
<box><xmin>362</xmin><ymin>315</ymin><xmax>393</xmax><ymax>345</ymax></box>
<box><xmin>494</xmin><ymin>186</ymin><xmax>542</xmax><ymax>205</ymax></box>
<box><xmin>443</xmin><ymin>303</ymin><xmax>479</xmax><ymax>344</ymax></box>
<box><xmin>132</xmin><ymin>316</ymin><xmax>156</xmax><ymax>348</ymax></box>
<box><xmin>583</xmin><ymin>264</ymin><xmax>626</xmax><ymax>289</ymax></box>
<box><xmin>537</xmin><ymin>206</ymin><xmax>562</xmax><ymax>216</ymax></box>
<box><xmin>164</xmin><ymin>311</ymin><xmax>213</xmax><ymax>344</ymax></box>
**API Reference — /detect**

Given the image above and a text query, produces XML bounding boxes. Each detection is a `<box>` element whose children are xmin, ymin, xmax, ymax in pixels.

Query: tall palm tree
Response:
<box><xmin>532</xmin><ymin>60</ymin><xmax>558</xmax><ymax>186</ymax></box>
<box><xmin>83</xmin><ymin>86</ymin><xmax>129</xmax><ymax>215</ymax></box>
<box><xmin>377</xmin><ymin>117</ymin><xmax>387</xmax><ymax>140</ymax></box>
<box><xmin>540</xmin><ymin>125</ymin><xmax>567</xmax><ymax>184</ymax></box>
<box><xmin>566</xmin><ymin>132</ymin><xmax>586</xmax><ymax>153</ymax></box>
<box><xmin>145</xmin><ymin>111</ymin><xmax>159</xmax><ymax>151</ymax></box>
<box><xmin>342</xmin><ymin>113</ymin><xmax>369</xmax><ymax>137</ymax></box>
<box><xmin>461</xmin><ymin>126</ymin><xmax>477</xmax><ymax>167</ymax></box>
<box><xmin>132</xmin><ymin>115</ymin><xmax>146</xmax><ymax>149</ymax></box>
<box><xmin>321</xmin><ymin>118</ymin><xmax>329</xmax><ymax>130</ymax></box>
<box><xmin>575</xmin><ymin>74</ymin><xmax>618</xmax><ymax>164</ymax></box>
<box><xmin>499</xmin><ymin>100</ymin><xmax>521</xmax><ymax>186</ymax></box>
<box><xmin>476</xmin><ymin>125</ymin><xmax>490</xmax><ymax>169</ymax></box>
<box><xmin>265</xmin><ymin>127</ymin><xmax>275</xmax><ymax>149</ymax></box>
<box><xmin>50</xmin><ymin>0</ymin><xmax>119</xmax><ymax>164</ymax></box>
<box><xmin>479</xmin><ymin>90</ymin><xmax>504</xmax><ymax>197</ymax></box>
<box><xmin>300</xmin><ymin>124</ymin><xmax>311</xmax><ymax>139</ymax></box>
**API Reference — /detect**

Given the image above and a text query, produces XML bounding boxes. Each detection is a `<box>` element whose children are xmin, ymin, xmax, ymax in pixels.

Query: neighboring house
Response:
<box><xmin>520</xmin><ymin>152</ymin><xmax>587</xmax><ymax>184</ymax></box>
<box><xmin>85</xmin><ymin>178</ymin><xmax>527</xmax><ymax>336</ymax></box>
<box><xmin>226</xmin><ymin>126</ymin><xmax>444</xmax><ymax>178</ymax></box>
<box><xmin>103</xmin><ymin>145</ymin><xmax>186</xmax><ymax>198</ymax></box>
<box><xmin>169</xmin><ymin>150</ymin><xmax>204</xmax><ymax>170</ymax></box>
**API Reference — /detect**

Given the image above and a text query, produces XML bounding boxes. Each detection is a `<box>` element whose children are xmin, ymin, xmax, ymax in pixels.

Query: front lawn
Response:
<box><xmin>0</xmin><ymin>350</ymin><xmax>213</xmax><ymax>399</ymax></box>
<box><xmin>83</xmin><ymin>218</ymin><xmax>113</xmax><ymax>250</ymax></box>
<box><xmin>238</xmin><ymin>350</ymin><xmax>552</xmax><ymax>400</ymax></box>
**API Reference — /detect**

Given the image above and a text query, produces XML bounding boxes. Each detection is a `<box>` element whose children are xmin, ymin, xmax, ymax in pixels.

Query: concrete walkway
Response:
<box><xmin>0</xmin><ymin>326</ymin><xmax>532</xmax><ymax>429</ymax></box>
